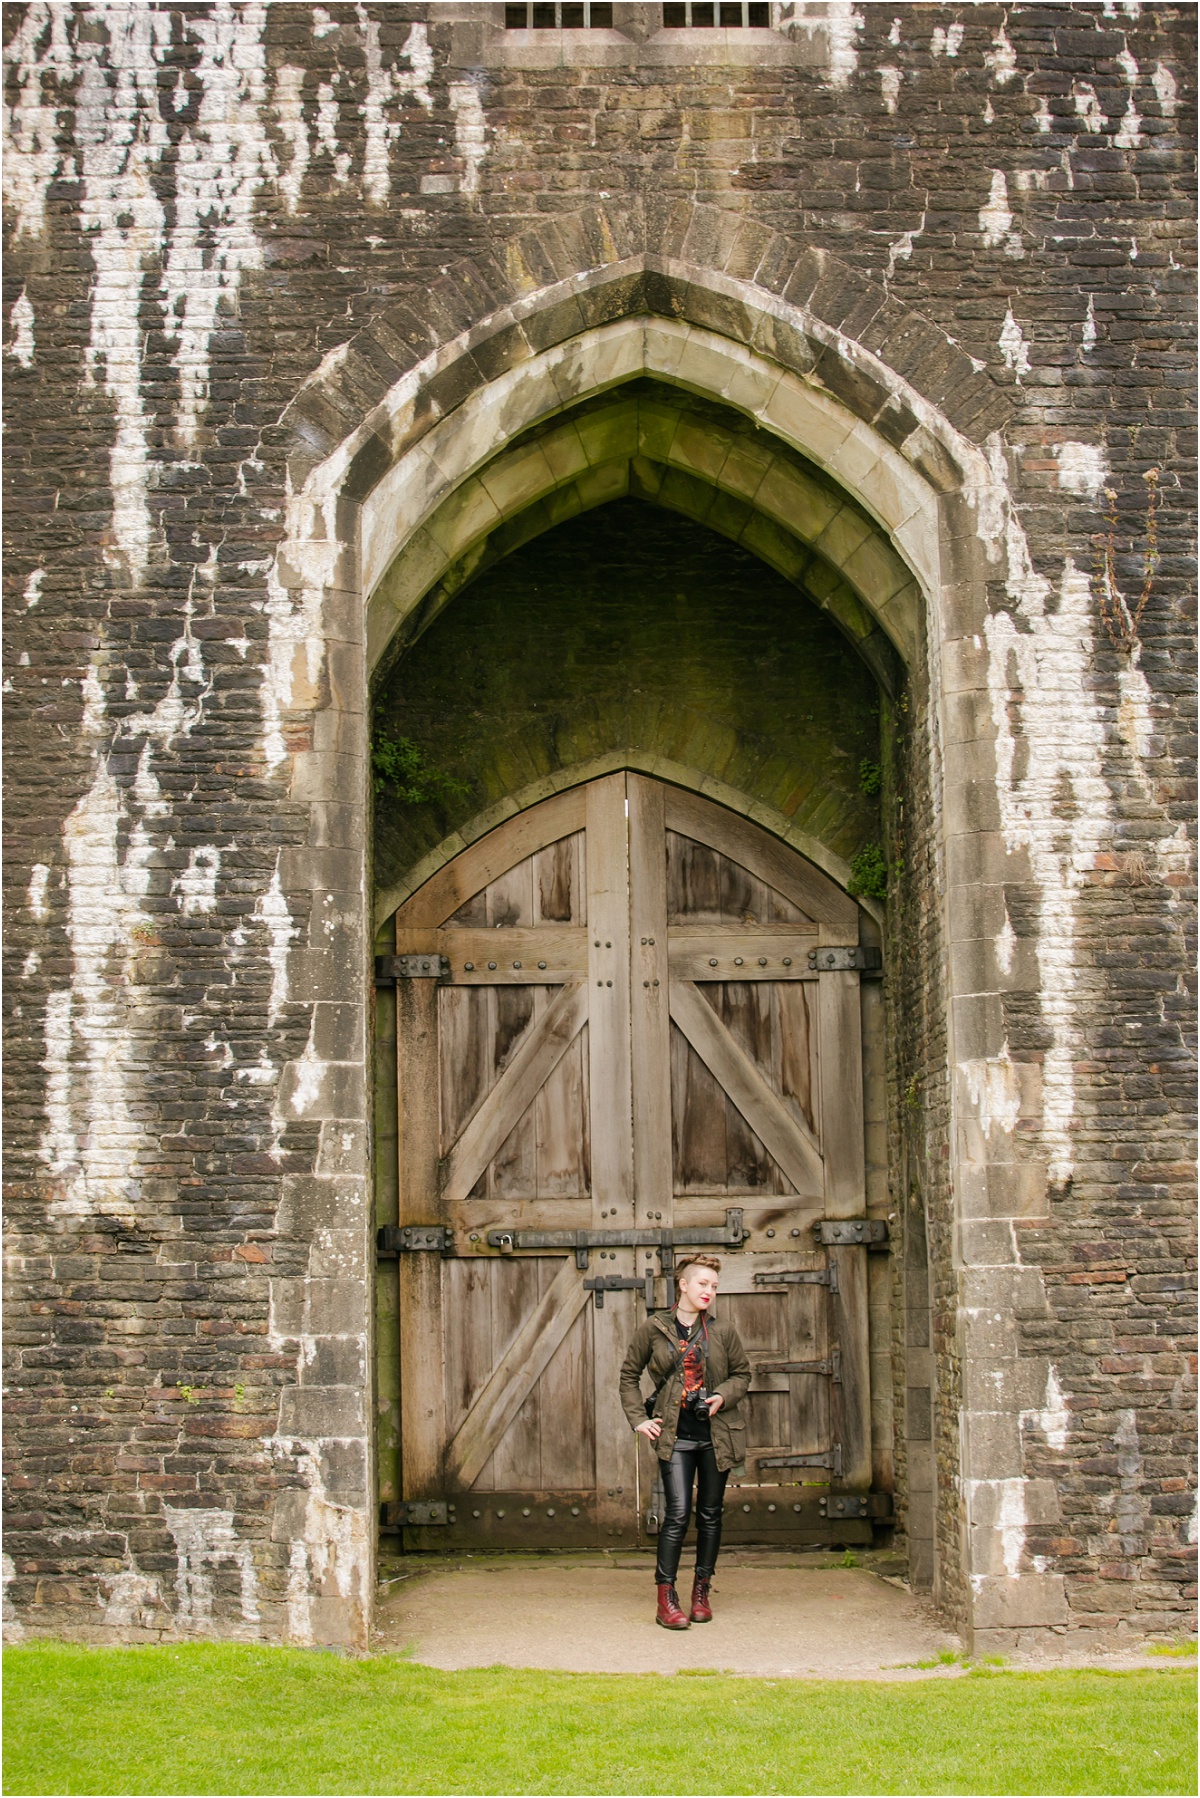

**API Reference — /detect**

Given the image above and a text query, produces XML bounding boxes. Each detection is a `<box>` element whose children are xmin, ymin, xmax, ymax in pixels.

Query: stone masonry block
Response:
<box><xmin>970</xmin><ymin>1575</ymin><xmax>1070</xmax><ymax>1631</ymax></box>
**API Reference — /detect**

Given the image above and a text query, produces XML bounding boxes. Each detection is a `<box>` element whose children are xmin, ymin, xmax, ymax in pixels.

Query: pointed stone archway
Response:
<box><xmin>263</xmin><ymin>209</ymin><xmax>1072</xmax><ymax>1651</ymax></box>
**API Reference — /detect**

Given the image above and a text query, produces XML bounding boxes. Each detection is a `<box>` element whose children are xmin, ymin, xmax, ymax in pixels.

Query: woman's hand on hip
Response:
<box><xmin>635</xmin><ymin>1419</ymin><xmax>662</xmax><ymax>1439</ymax></box>
<box><xmin>705</xmin><ymin>1394</ymin><xmax>724</xmax><ymax>1414</ymax></box>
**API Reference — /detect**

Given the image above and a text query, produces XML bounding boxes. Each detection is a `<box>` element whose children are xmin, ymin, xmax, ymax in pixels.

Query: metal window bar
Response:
<box><xmin>505</xmin><ymin>3</ymin><xmax>615</xmax><ymax>25</ymax></box>
<box><xmin>662</xmin><ymin>2</ymin><xmax>771</xmax><ymax>26</ymax></box>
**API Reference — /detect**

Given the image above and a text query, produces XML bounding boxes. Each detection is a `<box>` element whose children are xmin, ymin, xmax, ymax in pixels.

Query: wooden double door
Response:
<box><xmin>386</xmin><ymin>773</ymin><xmax>883</xmax><ymax>1550</ymax></box>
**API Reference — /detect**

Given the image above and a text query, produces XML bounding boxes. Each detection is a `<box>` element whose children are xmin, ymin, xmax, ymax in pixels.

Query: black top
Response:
<box><xmin>673</xmin><ymin>1312</ymin><xmax>712</xmax><ymax>1444</ymax></box>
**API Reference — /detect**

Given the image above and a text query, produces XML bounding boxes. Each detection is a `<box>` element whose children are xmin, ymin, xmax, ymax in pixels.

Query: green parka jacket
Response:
<box><xmin>618</xmin><ymin>1310</ymin><xmax>752</xmax><ymax>1474</ymax></box>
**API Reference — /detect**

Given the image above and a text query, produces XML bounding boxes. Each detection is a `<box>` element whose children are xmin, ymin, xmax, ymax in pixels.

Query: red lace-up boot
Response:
<box><xmin>690</xmin><ymin>1576</ymin><xmax>713</xmax><ymax>1623</ymax></box>
<box><xmin>656</xmin><ymin>1582</ymin><xmax>690</xmax><ymax>1629</ymax></box>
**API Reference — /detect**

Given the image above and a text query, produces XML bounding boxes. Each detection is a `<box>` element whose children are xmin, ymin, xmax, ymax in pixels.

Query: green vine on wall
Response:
<box><xmin>371</xmin><ymin>730</ymin><xmax>470</xmax><ymax>806</ymax></box>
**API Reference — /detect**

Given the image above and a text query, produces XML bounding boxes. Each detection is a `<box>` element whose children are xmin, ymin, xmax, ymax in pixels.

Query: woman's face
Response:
<box><xmin>678</xmin><ymin>1264</ymin><xmax>720</xmax><ymax>1312</ymax></box>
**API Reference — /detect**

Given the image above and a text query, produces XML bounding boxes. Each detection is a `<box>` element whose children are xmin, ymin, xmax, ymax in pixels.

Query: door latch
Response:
<box><xmin>583</xmin><ymin>1271</ymin><xmax>659</xmax><ymax>1309</ymax></box>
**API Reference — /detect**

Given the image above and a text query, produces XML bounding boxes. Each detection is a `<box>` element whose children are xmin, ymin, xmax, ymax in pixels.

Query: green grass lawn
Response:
<box><xmin>3</xmin><ymin>1643</ymin><xmax>1195</xmax><ymax>1797</ymax></box>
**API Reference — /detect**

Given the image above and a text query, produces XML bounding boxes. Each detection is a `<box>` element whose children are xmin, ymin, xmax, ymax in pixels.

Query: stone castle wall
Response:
<box><xmin>3</xmin><ymin>2</ymin><xmax>1194</xmax><ymax>1649</ymax></box>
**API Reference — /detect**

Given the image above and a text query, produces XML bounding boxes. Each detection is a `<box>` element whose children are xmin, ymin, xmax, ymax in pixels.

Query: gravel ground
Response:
<box><xmin>373</xmin><ymin>1550</ymin><xmax>1195</xmax><ymax>1680</ymax></box>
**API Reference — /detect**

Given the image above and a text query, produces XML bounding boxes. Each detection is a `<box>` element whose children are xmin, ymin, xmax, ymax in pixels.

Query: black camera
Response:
<box><xmin>685</xmin><ymin>1386</ymin><xmax>712</xmax><ymax>1418</ymax></box>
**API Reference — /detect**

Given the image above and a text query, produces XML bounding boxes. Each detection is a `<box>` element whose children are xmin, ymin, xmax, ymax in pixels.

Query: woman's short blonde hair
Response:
<box><xmin>675</xmin><ymin>1253</ymin><xmax>722</xmax><ymax>1286</ymax></box>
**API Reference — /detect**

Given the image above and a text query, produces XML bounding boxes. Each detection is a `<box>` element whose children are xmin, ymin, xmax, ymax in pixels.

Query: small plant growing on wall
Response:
<box><xmin>371</xmin><ymin>729</ymin><xmax>470</xmax><ymax>807</ymax></box>
<box><xmin>858</xmin><ymin>758</ymin><xmax>882</xmax><ymax>797</ymax></box>
<box><xmin>847</xmin><ymin>842</ymin><xmax>888</xmax><ymax>901</ymax></box>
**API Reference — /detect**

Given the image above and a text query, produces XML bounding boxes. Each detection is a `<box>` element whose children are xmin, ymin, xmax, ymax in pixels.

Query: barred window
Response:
<box><xmin>662</xmin><ymin>2</ymin><xmax>771</xmax><ymax>24</ymax></box>
<box><xmin>504</xmin><ymin>2</ymin><xmax>615</xmax><ymax>25</ymax></box>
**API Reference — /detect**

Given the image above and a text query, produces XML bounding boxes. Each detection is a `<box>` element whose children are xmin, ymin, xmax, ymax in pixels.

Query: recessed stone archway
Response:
<box><xmin>264</xmin><ymin>223</ymin><xmax>1072</xmax><ymax>1651</ymax></box>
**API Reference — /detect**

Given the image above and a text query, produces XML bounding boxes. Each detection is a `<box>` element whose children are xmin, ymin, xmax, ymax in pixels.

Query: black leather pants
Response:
<box><xmin>654</xmin><ymin>1443</ymin><xmax>728</xmax><ymax>1585</ymax></box>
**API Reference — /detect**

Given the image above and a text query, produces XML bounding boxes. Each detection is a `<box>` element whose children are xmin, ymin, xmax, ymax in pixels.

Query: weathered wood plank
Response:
<box><xmin>670</xmin><ymin>979</ymin><xmax>824</xmax><ymax>1198</ymax></box>
<box><xmin>397</xmin><ymin>935</ymin><xmax>446</xmax><ymax>1503</ymax></box>
<box><xmin>664</xmin><ymin>788</ymin><xmax>856</xmax><ymax>936</ymax></box>
<box><xmin>396</xmin><ymin>789</ymin><xmax>587</xmax><ymax>929</ymax></box>
<box><xmin>446</xmin><ymin>1256</ymin><xmax>590</xmax><ymax>1490</ymax></box>
<box><xmin>818</xmin><ymin>969</ymin><xmax>865</xmax><ymax>1216</ymax></box>
<box><xmin>441</xmin><ymin>981</ymin><xmax>588</xmax><ymax>1206</ymax></box>
<box><xmin>438</xmin><ymin>926</ymin><xmax>587</xmax><ymax>983</ymax></box>
<box><xmin>667</xmin><ymin>933</ymin><xmax>817</xmax><ymax>981</ymax></box>
<box><xmin>629</xmin><ymin>775</ymin><xmax>673</xmax><ymax>1226</ymax></box>
<box><xmin>587</xmin><ymin>774</ymin><xmax>637</xmax><ymax>1528</ymax></box>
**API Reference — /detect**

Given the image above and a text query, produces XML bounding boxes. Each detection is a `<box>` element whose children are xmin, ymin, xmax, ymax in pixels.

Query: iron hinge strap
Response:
<box><xmin>814</xmin><ymin>1218</ymin><xmax>889</xmax><ymax>1246</ymax></box>
<box><xmin>754</xmin><ymin>1350</ymin><xmax>841</xmax><ymax>1382</ymax></box>
<box><xmin>757</xmin><ymin>1444</ymin><xmax>844</xmax><ymax>1478</ymax></box>
<box><xmin>753</xmin><ymin>1264</ymin><xmax>839</xmax><ymax>1294</ymax></box>
<box><xmin>807</xmin><ymin>946</ymin><xmax>883</xmax><ymax>974</ymax></box>
<box><xmin>377</xmin><ymin>1225</ymin><xmax>452</xmax><ymax>1256</ymax></box>
<box><xmin>389</xmin><ymin>1501</ymin><xmax>449</xmax><ymax>1526</ymax></box>
<box><xmin>375</xmin><ymin>954</ymin><xmax>450</xmax><ymax>985</ymax></box>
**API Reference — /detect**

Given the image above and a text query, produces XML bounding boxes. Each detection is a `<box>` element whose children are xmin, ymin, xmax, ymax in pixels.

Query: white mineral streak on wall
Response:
<box><xmin>962</xmin><ymin>1047</ymin><xmax>1022</xmax><ymax>1138</ymax></box>
<box><xmin>162</xmin><ymin>4</ymin><xmax>274</xmax><ymax>449</ymax></box>
<box><xmin>1028</xmin><ymin>1364</ymin><xmax>1070</xmax><ymax>1452</ymax></box>
<box><xmin>174</xmin><ymin>847</ymin><xmax>221</xmax><ymax>915</ymax></box>
<box><xmin>931</xmin><ymin>22</ymin><xmax>963</xmax><ymax>57</ymax></box>
<box><xmin>886</xmin><ymin>228</ymin><xmax>913</xmax><ymax>278</ymax></box>
<box><xmin>879</xmin><ymin>66</ymin><xmax>901</xmax><ymax>114</ymax></box>
<box><xmin>102</xmin><ymin>1568</ymin><xmax>164</xmax><ymax>1631</ymax></box>
<box><xmin>275</xmin><ymin>65</ymin><xmax>311</xmax><ymax>215</ymax></box>
<box><xmin>162</xmin><ymin>1506</ymin><xmax>260</xmax><ymax>1633</ymax></box>
<box><xmin>316</xmin><ymin>81</ymin><xmax>352</xmax><ymax>183</ymax></box>
<box><xmin>39</xmin><ymin>590</ymin><xmax>210</xmax><ymax>1215</ymax></box>
<box><xmin>274</xmin><ymin>1441</ymin><xmax>369</xmax><ymax>1646</ymax></box>
<box><xmin>2</xmin><ymin>1554</ymin><xmax>26</xmax><ymax>1642</ymax></box>
<box><xmin>1081</xmin><ymin>294</ymin><xmax>1097</xmax><ymax>352</ymax></box>
<box><xmin>997</xmin><ymin>1477</ymin><xmax>1028</xmax><ymax>1576</ymax></box>
<box><xmin>1114</xmin><ymin>93</ymin><xmax>1143</xmax><ymax>149</ymax></box>
<box><xmin>822</xmin><ymin>3</ymin><xmax>864</xmax><ymax>89</ymax></box>
<box><xmin>979</xmin><ymin>170</ymin><xmax>1013</xmax><ymax>246</ymax></box>
<box><xmin>357</xmin><ymin>13</ymin><xmax>433</xmax><ymax>206</ymax></box>
<box><xmin>1152</xmin><ymin>62</ymin><xmax>1177</xmax><ymax>115</ymax></box>
<box><xmin>999</xmin><ymin>306</ymin><xmax>1031</xmax><ymax>376</ymax></box>
<box><xmin>1054</xmin><ymin>441</ymin><xmax>1108</xmax><ymax>497</ymax></box>
<box><xmin>985</xmin><ymin>23</ymin><xmax>1017</xmax><ymax>84</ymax></box>
<box><xmin>9</xmin><ymin>290</ymin><xmax>35</xmax><ymax>367</ymax></box>
<box><xmin>257</xmin><ymin>860</ymin><xmax>299</xmax><ymax>1024</ymax></box>
<box><xmin>981</xmin><ymin>434</ymin><xmax>1112</xmax><ymax>1186</ymax></box>
<box><xmin>449</xmin><ymin>80</ymin><xmax>488</xmax><ymax>197</ymax></box>
<box><xmin>1034</xmin><ymin>95</ymin><xmax>1053</xmax><ymax>132</ymax></box>
<box><xmin>28</xmin><ymin>863</ymin><xmax>50</xmax><ymax>921</ymax></box>
<box><xmin>1072</xmin><ymin>82</ymin><xmax>1107</xmax><ymax>134</ymax></box>
<box><xmin>2</xmin><ymin>1</ymin><xmax>73</xmax><ymax>241</ymax></box>
<box><xmin>76</xmin><ymin>7</ymin><xmax>170</xmax><ymax>582</ymax></box>
<box><xmin>24</xmin><ymin>569</ymin><xmax>44</xmax><ymax>608</ymax></box>
<box><xmin>995</xmin><ymin>914</ymin><xmax>1016</xmax><ymax>975</ymax></box>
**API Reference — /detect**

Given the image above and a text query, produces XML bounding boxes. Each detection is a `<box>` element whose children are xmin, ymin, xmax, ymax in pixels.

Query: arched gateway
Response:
<box><xmin>378</xmin><ymin>773</ymin><xmax>883</xmax><ymax>1551</ymax></box>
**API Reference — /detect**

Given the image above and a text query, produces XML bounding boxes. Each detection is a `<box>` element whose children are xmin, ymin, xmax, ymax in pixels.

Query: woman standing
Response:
<box><xmin>618</xmin><ymin>1255</ymin><xmax>752</xmax><ymax>1630</ymax></box>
